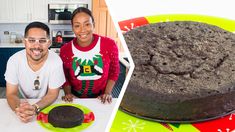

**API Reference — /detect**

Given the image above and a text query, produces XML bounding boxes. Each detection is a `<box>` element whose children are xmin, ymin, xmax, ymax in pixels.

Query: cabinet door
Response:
<box><xmin>68</xmin><ymin>0</ymin><xmax>92</xmax><ymax>9</ymax></box>
<box><xmin>0</xmin><ymin>49</ymin><xmax>8</xmax><ymax>87</ymax></box>
<box><xmin>92</xmin><ymin>0</ymin><xmax>124</xmax><ymax>52</ymax></box>
<box><xmin>48</xmin><ymin>0</ymin><xmax>67</xmax><ymax>3</ymax></box>
<box><xmin>0</xmin><ymin>48</ymin><xmax>24</xmax><ymax>87</ymax></box>
<box><xmin>0</xmin><ymin>0</ymin><xmax>13</xmax><ymax>23</ymax></box>
<box><xmin>12</xmin><ymin>0</ymin><xmax>30</xmax><ymax>23</ymax></box>
<box><xmin>31</xmin><ymin>0</ymin><xmax>48</xmax><ymax>22</ymax></box>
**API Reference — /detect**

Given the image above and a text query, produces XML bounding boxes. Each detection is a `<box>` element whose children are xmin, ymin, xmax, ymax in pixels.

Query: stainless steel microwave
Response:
<box><xmin>48</xmin><ymin>1</ymin><xmax>92</xmax><ymax>24</ymax></box>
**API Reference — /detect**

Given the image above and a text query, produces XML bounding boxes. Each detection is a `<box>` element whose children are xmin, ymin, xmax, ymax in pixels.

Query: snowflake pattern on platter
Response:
<box><xmin>121</xmin><ymin>119</ymin><xmax>146</xmax><ymax>132</ymax></box>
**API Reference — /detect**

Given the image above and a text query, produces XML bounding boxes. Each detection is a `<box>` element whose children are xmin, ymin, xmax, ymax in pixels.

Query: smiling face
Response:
<box><xmin>24</xmin><ymin>28</ymin><xmax>51</xmax><ymax>61</ymax></box>
<box><xmin>72</xmin><ymin>12</ymin><xmax>95</xmax><ymax>47</ymax></box>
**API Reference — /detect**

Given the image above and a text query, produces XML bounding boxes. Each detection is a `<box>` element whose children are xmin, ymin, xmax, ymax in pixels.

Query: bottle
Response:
<box><xmin>3</xmin><ymin>31</ymin><xmax>10</xmax><ymax>43</ymax></box>
<box><xmin>10</xmin><ymin>32</ymin><xmax>16</xmax><ymax>43</ymax></box>
<box><xmin>15</xmin><ymin>34</ymin><xmax>23</xmax><ymax>43</ymax></box>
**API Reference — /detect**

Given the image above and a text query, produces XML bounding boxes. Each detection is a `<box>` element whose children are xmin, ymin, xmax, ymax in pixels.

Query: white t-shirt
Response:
<box><xmin>4</xmin><ymin>49</ymin><xmax>65</xmax><ymax>99</ymax></box>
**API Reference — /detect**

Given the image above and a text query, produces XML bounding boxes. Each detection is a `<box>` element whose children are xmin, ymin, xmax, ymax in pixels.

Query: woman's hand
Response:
<box><xmin>62</xmin><ymin>93</ymin><xmax>75</xmax><ymax>102</ymax></box>
<box><xmin>15</xmin><ymin>101</ymin><xmax>35</xmax><ymax>123</ymax></box>
<box><xmin>98</xmin><ymin>93</ymin><xmax>112</xmax><ymax>104</ymax></box>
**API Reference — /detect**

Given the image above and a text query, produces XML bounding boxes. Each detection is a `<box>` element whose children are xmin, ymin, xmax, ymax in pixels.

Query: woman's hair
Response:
<box><xmin>24</xmin><ymin>21</ymin><xmax>50</xmax><ymax>38</ymax></box>
<box><xmin>71</xmin><ymin>7</ymin><xmax>95</xmax><ymax>25</ymax></box>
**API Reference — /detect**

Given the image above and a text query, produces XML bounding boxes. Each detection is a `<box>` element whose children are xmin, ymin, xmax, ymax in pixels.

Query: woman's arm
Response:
<box><xmin>98</xmin><ymin>39</ymin><xmax>120</xmax><ymax>103</ymax></box>
<box><xmin>98</xmin><ymin>79</ymin><xmax>116</xmax><ymax>103</ymax></box>
<box><xmin>62</xmin><ymin>85</ymin><xmax>76</xmax><ymax>102</ymax></box>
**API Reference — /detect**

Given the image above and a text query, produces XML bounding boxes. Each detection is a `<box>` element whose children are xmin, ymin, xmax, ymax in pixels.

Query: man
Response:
<box><xmin>4</xmin><ymin>22</ymin><xmax>65</xmax><ymax>123</ymax></box>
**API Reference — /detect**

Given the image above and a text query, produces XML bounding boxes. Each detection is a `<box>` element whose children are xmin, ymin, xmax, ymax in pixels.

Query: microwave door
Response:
<box><xmin>48</xmin><ymin>4</ymin><xmax>91</xmax><ymax>24</ymax></box>
<box><xmin>48</xmin><ymin>4</ymin><xmax>77</xmax><ymax>24</ymax></box>
<box><xmin>49</xmin><ymin>20</ymin><xmax>71</xmax><ymax>24</ymax></box>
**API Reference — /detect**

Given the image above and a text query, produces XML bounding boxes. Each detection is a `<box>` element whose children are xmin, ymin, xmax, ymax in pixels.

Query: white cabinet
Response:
<box><xmin>48</xmin><ymin>0</ymin><xmax>67</xmax><ymax>3</ymax></box>
<box><xmin>0</xmin><ymin>0</ymin><xmax>48</xmax><ymax>23</ymax></box>
<box><xmin>30</xmin><ymin>0</ymin><xmax>48</xmax><ymax>22</ymax></box>
<box><xmin>0</xmin><ymin>0</ymin><xmax>13</xmax><ymax>23</ymax></box>
<box><xmin>48</xmin><ymin>0</ymin><xmax>92</xmax><ymax>5</ymax></box>
<box><xmin>13</xmin><ymin>0</ymin><xmax>30</xmax><ymax>23</ymax></box>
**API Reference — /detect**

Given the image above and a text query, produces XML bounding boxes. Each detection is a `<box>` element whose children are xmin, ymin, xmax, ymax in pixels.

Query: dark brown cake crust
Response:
<box><xmin>121</xmin><ymin>21</ymin><xmax>235</xmax><ymax>121</ymax></box>
<box><xmin>48</xmin><ymin>106</ymin><xmax>84</xmax><ymax>128</ymax></box>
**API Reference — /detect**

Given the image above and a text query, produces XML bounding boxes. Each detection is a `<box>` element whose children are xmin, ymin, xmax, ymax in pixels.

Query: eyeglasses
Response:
<box><xmin>25</xmin><ymin>38</ymin><xmax>49</xmax><ymax>45</ymax></box>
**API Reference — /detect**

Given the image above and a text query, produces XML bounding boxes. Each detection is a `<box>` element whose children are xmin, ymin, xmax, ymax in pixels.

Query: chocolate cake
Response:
<box><xmin>121</xmin><ymin>21</ymin><xmax>235</xmax><ymax>122</ymax></box>
<box><xmin>48</xmin><ymin>106</ymin><xmax>84</xmax><ymax>128</ymax></box>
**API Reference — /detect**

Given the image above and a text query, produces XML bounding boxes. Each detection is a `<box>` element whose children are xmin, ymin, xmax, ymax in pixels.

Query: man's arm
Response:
<box><xmin>34</xmin><ymin>87</ymin><xmax>59</xmax><ymax>109</ymax></box>
<box><xmin>6</xmin><ymin>82</ymin><xmax>35</xmax><ymax>123</ymax></box>
<box><xmin>6</xmin><ymin>82</ymin><xmax>20</xmax><ymax>111</ymax></box>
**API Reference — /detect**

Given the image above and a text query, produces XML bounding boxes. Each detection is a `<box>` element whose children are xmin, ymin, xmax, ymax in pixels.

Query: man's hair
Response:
<box><xmin>71</xmin><ymin>7</ymin><xmax>95</xmax><ymax>25</ymax></box>
<box><xmin>24</xmin><ymin>21</ymin><xmax>50</xmax><ymax>38</ymax></box>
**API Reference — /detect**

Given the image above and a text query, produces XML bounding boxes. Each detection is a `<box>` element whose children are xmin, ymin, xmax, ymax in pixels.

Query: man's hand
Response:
<box><xmin>15</xmin><ymin>101</ymin><xmax>35</xmax><ymax>123</ymax></box>
<box><xmin>97</xmin><ymin>93</ymin><xmax>112</xmax><ymax>104</ymax></box>
<box><xmin>62</xmin><ymin>93</ymin><xmax>76</xmax><ymax>102</ymax></box>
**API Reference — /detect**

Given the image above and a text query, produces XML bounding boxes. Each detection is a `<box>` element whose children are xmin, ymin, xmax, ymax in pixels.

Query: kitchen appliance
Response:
<box><xmin>51</xmin><ymin>29</ymin><xmax>75</xmax><ymax>48</ymax></box>
<box><xmin>55</xmin><ymin>31</ymin><xmax>63</xmax><ymax>44</ymax></box>
<box><xmin>48</xmin><ymin>1</ymin><xmax>92</xmax><ymax>24</ymax></box>
<box><xmin>51</xmin><ymin>29</ymin><xmax>75</xmax><ymax>54</ymax></box>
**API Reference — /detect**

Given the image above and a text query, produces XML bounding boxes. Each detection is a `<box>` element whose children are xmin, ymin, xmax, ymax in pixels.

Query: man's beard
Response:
<box><xmin>29</xmin><ymin>48</ymin><xmax>45</xmax><ymax>61</ymax></box>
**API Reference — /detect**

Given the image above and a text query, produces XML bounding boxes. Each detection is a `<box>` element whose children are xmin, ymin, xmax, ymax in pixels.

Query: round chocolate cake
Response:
<box><xmin>121</xmin><ymin>21</ymin><xmax>235</xmax><ymax>122</ymax></box>
<box><xmin>48</xmin><ymin>106</ymin><xmax>84</xmax><ymax>128</ymax></box>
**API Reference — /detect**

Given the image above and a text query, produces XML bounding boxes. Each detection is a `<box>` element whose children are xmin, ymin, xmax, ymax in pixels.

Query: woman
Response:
<box><xmin>60</xmin><ymin>7</ymin><xmax>120</xmax><ymax>104</ymax></box>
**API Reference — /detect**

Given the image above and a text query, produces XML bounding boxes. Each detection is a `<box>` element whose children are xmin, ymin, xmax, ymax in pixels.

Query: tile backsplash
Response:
<box><xmin>0</xmin><ymin>23</ymin><xmax>72</xmax><ymax>42</ymax></box>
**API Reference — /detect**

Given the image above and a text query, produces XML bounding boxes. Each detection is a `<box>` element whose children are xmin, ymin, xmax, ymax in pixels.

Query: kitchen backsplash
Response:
<box><xmin>0</xmin><ymin>23</ymin><xmax>72</xmax><ymax>43</ymax></box>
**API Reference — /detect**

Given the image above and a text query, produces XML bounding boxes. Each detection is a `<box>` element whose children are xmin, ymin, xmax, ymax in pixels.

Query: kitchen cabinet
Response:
<box><xmin>13</xmin><ymin>0</ymin><xmax>30</xmax><ymax>23</ymax></box>
<box><xmin>48</xmin><ymin>0</ymin><xmax>91</xmax><ymax>3</ymax></box>
<box><xmin>0</xmin><ymin>48</ymin><xmax>24</xmax><ymax>87</ymax></box>
<box><xmin>13</xmin><ymin>0</ymin><xmax>48</xmax><ymax>23</ymax></box>
<box><xmin>48</xmin><ymin>0</ymin><xmax>67</xmax><ymax>3</ymax></box>
<box><xmin>92</xmin><ymin>0</ymin><xmax>124</xmax><ymax>53</ymax></box>
<box><xmin>30</xmin><ymin>0</ymin><xmax>48</xmax><ymax>22</ymax></box>
<box><xmin>0</xmin><ymin>0</ymin><xmax>48</xmax><ymax>23</ymax></box>
<box><xmin>68</xmin><ymin>0</ymin><xmax>92</xmax><ymax>5</ymax></box>
<box><xmin>0</xmin><ymin>0</ymin><xmax>13</xmax><ymax>23</ymax></box>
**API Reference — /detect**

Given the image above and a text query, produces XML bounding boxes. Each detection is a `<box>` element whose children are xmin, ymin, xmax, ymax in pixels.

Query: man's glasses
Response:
<box><xmin>25</xmin><ymin>38</ymin><xmax>49</xmax><ymax>45</ymax></box>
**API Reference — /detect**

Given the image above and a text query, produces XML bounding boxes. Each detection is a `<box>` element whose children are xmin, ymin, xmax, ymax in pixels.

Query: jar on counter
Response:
<box><xmin>2</xmin><ymin>31</ymin><xmax>10</xmax><ymax>43</ymax></box>
<box><xmin>10</xmin><ymin>32</ymin><xmax>16</xmax><ymax>43</ymax></box>
<box><xmin>15</xmin><ymin>34</ymin><xmax>23</xmax><ymax>43</ymax></box>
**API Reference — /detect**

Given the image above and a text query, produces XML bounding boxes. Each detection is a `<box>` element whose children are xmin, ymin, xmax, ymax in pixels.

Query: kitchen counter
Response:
<box><xmin>0</xmin><ymin>98</ymin><xmax>117</xmax><ymax>132</ymax></box>
<box><xmin>0</xmin><ymin>43</ymin><xmax>24</xmax><ymax>48</ymax></box>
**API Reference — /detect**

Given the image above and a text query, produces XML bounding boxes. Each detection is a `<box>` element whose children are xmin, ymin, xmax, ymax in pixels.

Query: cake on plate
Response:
<box><xmin>48</xmin><ymin>106</ymin><xmax>84</xmax><ymax>128</ymax></box>
<box><xmin>121</xmin><ymin>21</ymin><xmax>235</xmax><ymax>122</ymax></box>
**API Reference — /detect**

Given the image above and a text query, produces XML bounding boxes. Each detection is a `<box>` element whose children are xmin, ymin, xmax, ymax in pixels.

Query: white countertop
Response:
<box><xmin>0</xmin><ymin>42</ymin><xmax>24</xmax><ymax>47</ymax></box>
<box><xmin>0</xmin><ymin>98</ymin><xmax>117</xmax><ymax>132</ymax></box>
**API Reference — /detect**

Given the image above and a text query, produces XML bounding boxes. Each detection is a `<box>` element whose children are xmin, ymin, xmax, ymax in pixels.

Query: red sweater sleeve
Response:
<box><xmin>59</xmin><ymin>43</ymin><xmax>72</xmax><ymax>87</ymax></box>
<box><xmin>108</xmin><ymin>39</ymin><xmax>120</xmax><ymax>81</ymax></box>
